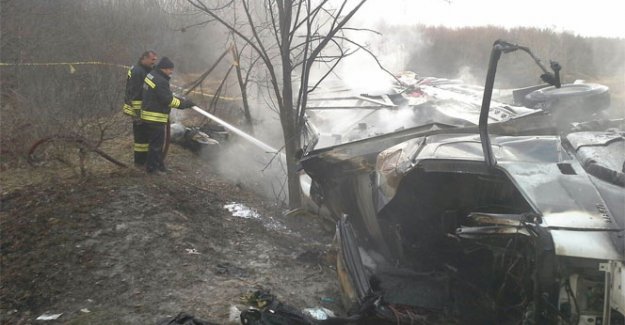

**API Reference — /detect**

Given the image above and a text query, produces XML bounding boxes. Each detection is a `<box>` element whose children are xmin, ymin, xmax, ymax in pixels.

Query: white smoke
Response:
<box><xmin>309</xmin><ymin>20</ymin><xmax>426</xmax><ymax>95</ymax></box>
<box><xmin>454</xmin><ymin>66</ymin><xmax>481</xmax><ymax>85</ymax></box>
<box><xmin>204</xmin><ymin>79</ymin><xmax>290</xmax><ymax>205</ymax></box>
<box><xmin>207</xmin><ymin>135</ymin><xmax>288</xmax><ymax>205</ymax></box>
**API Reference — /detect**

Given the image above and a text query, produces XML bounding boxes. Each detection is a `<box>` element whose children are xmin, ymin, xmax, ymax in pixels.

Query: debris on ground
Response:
<box><xmin>35</xmin><ymin>312</ymin><xmax>63</xmax><ymax>321</ymax></box>
<box><xmin>0</xmin><ymin>145</ymin><xmax>341</xmax><ymax>324</ymax></box>
<box><xmin>156</xmin><ymin>312</ymin><xmax>219</xmax><ymax>325</ymax></box>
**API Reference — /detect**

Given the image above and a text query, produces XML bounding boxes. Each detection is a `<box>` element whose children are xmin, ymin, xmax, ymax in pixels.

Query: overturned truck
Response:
<box><xmin>300</xmin><ymin>40</ymin><xmax>624</xmax><ymax>324</ymax></box>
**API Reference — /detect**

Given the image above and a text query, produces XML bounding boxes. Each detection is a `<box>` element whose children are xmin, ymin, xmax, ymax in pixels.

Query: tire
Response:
<box><xmin>524</xmin><ymin>83</ymin><xmax>610</xmax><ymax>123</ymax></box>
<box><xmin>525</xmin><ymin>83</ymin><xmax>609</xmax><ymax>104</ymax></box>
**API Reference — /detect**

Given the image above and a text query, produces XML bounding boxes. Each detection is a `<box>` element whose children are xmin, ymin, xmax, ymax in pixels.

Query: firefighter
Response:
<box><xmin>123</xmin><ymin>50</ymin><xmax>158</xmax><ymax>166</ymax></box>
<box><xmin>141</xmin><ymin>57</ymin><xmax>195</xmax><ymax>174</ymax></box>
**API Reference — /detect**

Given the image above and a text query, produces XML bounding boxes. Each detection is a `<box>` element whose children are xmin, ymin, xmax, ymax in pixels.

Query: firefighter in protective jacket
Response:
<box><xmin>141</xmin><ymin>57</ymin><xmax>195</xmax><ymax>174</ymax></box>
<box><xmin>123</xmin><ymin>50</ymin><xmax>157</xmax><ymax>166</ymax></box>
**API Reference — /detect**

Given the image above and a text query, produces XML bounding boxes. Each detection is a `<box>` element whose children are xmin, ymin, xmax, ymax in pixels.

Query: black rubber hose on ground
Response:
<box><xmin>28</xmin><ymin>135</ymin><xmax>128</xmax><ymax>168</ymax></box>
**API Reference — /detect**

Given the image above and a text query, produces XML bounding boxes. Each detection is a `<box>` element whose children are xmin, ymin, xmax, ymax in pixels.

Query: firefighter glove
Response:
<box><xmin>179</xmin><ymin>99</ymin><xmax>195</xmax><ymax>109</ymax></box>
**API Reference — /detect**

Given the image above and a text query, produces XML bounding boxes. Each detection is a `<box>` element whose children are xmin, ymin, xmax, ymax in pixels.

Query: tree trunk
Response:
<box><xmin>282</xmin><ymin>121</ymin><xmax>302</xmax><ymax>209</ymax></box>
<box><xmin>279</xmin><ymin>1</ymin><xmax>302</xmax><ymax>209</ymax></box>
<box><xmin>231</xmin><ymin>45</ymin><xmax>253</xmax><ymax>132</ymax></box>
<box><xmin>280</xmin><ymin>71</ymin><xmax>303</xmax><ymax>209</ymax></box>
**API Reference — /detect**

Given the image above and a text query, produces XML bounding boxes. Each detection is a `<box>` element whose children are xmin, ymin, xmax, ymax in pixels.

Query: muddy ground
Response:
<box><xmin>0</xmin><ymin>141</ymin><xmax>342</xmax><ymax>324</ymax></box>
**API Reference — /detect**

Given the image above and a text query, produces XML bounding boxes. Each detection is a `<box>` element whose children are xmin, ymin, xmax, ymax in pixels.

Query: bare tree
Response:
<box><xmin>187</xmin><ymin>0</ymin><xmax>369</xmax><ymax>208</ymax></box>
<box><xmin>231</xmin><ymin>40</ymin><xmax>260</xmax><ymax>130</ymax></box>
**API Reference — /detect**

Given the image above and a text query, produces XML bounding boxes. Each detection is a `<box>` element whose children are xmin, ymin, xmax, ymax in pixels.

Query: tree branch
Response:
<box><xmin>334</xmin><ymin>35</ymin><xmax>402</xmax><ymax>84</ymax></box>
<box><xmin>297</xmin><ymin>0</ymin><xmax>368</xmax><ymax>130</ymax></box>
<box><xmin>307</xmin><ymin>39</ymin><xmax>350</xmax><ymax>94</ymax></box>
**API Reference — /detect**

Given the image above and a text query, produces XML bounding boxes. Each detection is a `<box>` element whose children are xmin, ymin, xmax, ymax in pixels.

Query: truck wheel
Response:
<box><xmin>524</xmin><ymin>83</ymin><xmax>610</xmax><ymax>123</ymax></box>
<box><xmin>524</xmin><ymin>83</ymin><xmax>609</xmax><ymax>108</ymax></box>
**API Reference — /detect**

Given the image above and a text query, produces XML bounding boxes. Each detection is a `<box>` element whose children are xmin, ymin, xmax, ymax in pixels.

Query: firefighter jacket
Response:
<box><xmin>140</xmin><ymin>68</ymin><xmax>183</xmax><ymax>124</ymax></box>
<box><xmin>123</xmin><ymin>62</ymin><xmax>152</xmax><ymax>117</ymax></box>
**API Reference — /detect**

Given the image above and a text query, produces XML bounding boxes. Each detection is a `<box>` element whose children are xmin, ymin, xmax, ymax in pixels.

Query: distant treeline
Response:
<box><xmin>382</xmin><ymin>25</ymin><xmax>625</xmax><ymax>104</ymax></box>
<box><xmin>0</xmin><ymin>0</ymin><xmax>222</xmax><ymax>76</ymax></box>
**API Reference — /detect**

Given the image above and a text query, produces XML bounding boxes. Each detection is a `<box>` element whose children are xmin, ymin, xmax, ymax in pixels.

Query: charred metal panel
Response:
<box><xmin>300</xmin><ymin>123</ymin><xmax>460</xmax><ymax>180</ymax></box>
<box><xmin>604</xmin><ymin>261</ymin><xmax>625</xmax><ymax>315</ymax></box>
<box><xmin>550</xmin><ymin>230</ymin><xmax>623</xmax><ymax>260</ymax></box>
<box><xmin>375</xmin><ymin>138</ymin><xmax>425</xmax><ymax>206</ymax></box>
<box><xmin>567</xmin><ymin>132</ymin><xmax>624</xmax><ymax>151</ymax></box>
<box><xmin>500</xmin><ymin>162</ymin><xmax>621</xmax><ymax>230</ymax></box>
<box><xmin>337</xmin><ymin>218</ymin><xmax>370</xmax><ymax>299</ymax></box>
<box><xmin>568</xmin><ymin>131</ymin><xmax>625</xmax><ymax>174</ymax></box>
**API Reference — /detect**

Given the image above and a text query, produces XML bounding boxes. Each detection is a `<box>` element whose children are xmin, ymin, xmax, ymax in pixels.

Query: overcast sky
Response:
<box><xmin>359</xmin><ymin>0</ymin><xmax>625</xmax><ymax>38</ymax></box>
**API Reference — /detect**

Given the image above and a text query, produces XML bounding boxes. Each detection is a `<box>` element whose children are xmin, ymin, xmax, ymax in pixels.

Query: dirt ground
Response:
<box><xmin>0</xmin><ymin>139</ymin><xmax>342</xmax><ymax>324</ymax></box>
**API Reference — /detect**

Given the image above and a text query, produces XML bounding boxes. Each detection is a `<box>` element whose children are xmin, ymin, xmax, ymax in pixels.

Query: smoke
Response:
<box><xmin>194</xmin><ymin>9</ymin><xmax>625</xmax><ymax>205</ymax></box>
<box><xmin>204</xmin><ymin>135</ymin><xmax>289</xmax><ymax>205</ymax></box>
<box><xmin>309</xmin><ymin>21</ymin><xmax>426</xmax><ymax>95</ymax></box>
<box><xmin>200</xmin><ymin>79</ymin><xmax>290</xmax><ymax>205</ymax></box>
<box><xmin>201</xmin><ymin>19</ymin><xmax>431</xmax><ymax>203</ymax></box>
<box><xmin>454</xmin><ymin>66</ymin><xmax>481</xmax><ymax>86</ymax></box>
<box><xmin>192</xmin><ymin>7</ymin><xmax>435</xmax><ymax>205</ymax></box>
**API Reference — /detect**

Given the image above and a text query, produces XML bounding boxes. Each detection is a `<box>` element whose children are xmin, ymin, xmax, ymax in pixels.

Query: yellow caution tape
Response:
<box><xmin>0</xmin><ymin>61</ymin><xmax>240</xmax><ymax>101</ymax></box>
<box><xmin>0</xmin><ymin>61</ymin><xmax>130</xmax><ymax>69</ymax></box>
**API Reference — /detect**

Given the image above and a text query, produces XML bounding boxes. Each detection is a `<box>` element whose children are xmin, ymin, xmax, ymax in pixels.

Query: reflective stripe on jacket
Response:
<box><xmin>122</xmin><ymin>63</ymin><xmax>151</xmax><ymax>117</ymax></box>
<box><xmin>140</xmin><ymin>69</ymin><xmax>182</xmax><ymax>124</ymax></box>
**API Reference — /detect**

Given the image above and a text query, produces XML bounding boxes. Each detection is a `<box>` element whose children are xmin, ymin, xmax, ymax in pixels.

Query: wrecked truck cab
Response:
<box><xmin>377</xmin><ymin>132</ymin><xmax>623</xmax><ymax>321</ymax></box>
<box><xmin>300</xmin><ymin>40</ymin><xmax>624</xmax><ymax>324</ymax></box>
<box><xmin>310</xmin><ymin>131</ymin><xmax>625</xmax><ymax>324</ymax></box>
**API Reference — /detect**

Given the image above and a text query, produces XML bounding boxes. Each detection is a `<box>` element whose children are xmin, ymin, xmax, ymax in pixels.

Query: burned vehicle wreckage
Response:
<box><xmin>299</xmin><ymin>41</ymin><xmax>625</xmax><ymax>324</ymax></box>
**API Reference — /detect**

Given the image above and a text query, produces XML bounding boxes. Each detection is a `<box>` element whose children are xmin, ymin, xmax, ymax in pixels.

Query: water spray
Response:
<box><xmin>191</xmin><ymin>106</ymin><xmax>281</xmax><ymax>155</ymax></box>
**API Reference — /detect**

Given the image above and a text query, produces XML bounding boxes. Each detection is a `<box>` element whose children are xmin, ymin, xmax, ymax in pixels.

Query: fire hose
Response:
<box><xmin>28</xmin><ymin>107</ymin><xmax>279</xmax><ymax>169</ymax></box>
<box><xmin>190</xmin><ymin>106</ymin><xmax>279</xmax><ymax>154</ymax></box>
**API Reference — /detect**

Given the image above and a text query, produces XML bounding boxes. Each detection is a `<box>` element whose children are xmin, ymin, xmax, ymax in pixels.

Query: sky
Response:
<box><xmin>359</xmin><ymin>0</ymin><xmax>625</xmax><ymax>39</ymax></box>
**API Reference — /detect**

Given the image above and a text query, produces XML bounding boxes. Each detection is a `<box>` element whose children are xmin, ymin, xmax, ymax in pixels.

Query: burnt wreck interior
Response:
<box><xmin>353</xmin><ymin>165</ymin><xmax>536</xmax><ymax>323</ymax></box>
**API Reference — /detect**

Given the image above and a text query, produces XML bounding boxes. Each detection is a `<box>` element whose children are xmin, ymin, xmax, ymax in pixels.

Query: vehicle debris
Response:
<box><xmin>228</xmin><ymin>305</ymin><xmax>241</xmax><ymax>323</ymax></box>
<box><xmin>300</xmin><ymin>40</ymin><xmax>625</xmax><ymax>324</ymax></box>
<box><xmin>224</xmin><ymin>202</ymin><xmax>261</xmax><ymax>219</ymax></box>
<box><xmin>185</xmin><ymin>248</ymin><xmax>201</xmax><ymax>255</ymax></box>
<box><xmin>302</xmin><ymin>307</ymin><xmax>335</xmax><ymax>320</ymax></box>
<box><xmin>35</xmin><ymin>312</ymin><xmax>62</xmax><ymax>321</ymax></box>
<box><xmin>170</xmin><ymin>122</ymin><xmax>220</xmax><ymax>154</ymax></box>
<box><xmin>240</xmin><ymin>290</ymin><xmax>358</xmax><ymax>325</ymax></box>
<box><xmin>156</xmin><ymin>312</ymin><xmax>219</xmax><ymax>325</ymax></box>
<box><xmin>319</xmin><ymin>297</ymin><xmax>335</xmax><ymax>304</ymax></box>
<box><xmin>214</xmin><ymin>262</ymin><xmax>249</xmax><ymax>278</ymax></box>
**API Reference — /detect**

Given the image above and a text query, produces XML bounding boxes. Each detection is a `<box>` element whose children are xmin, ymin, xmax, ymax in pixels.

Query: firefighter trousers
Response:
<box><xmin>133</xmin><ymin>120</ymin><xmax>150</xmax><ymax>166</ymax></box>
<box><xmin>145</xmin><ymin>122</ymin><xmax>166</xmax><ymax>173</ymax></box>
